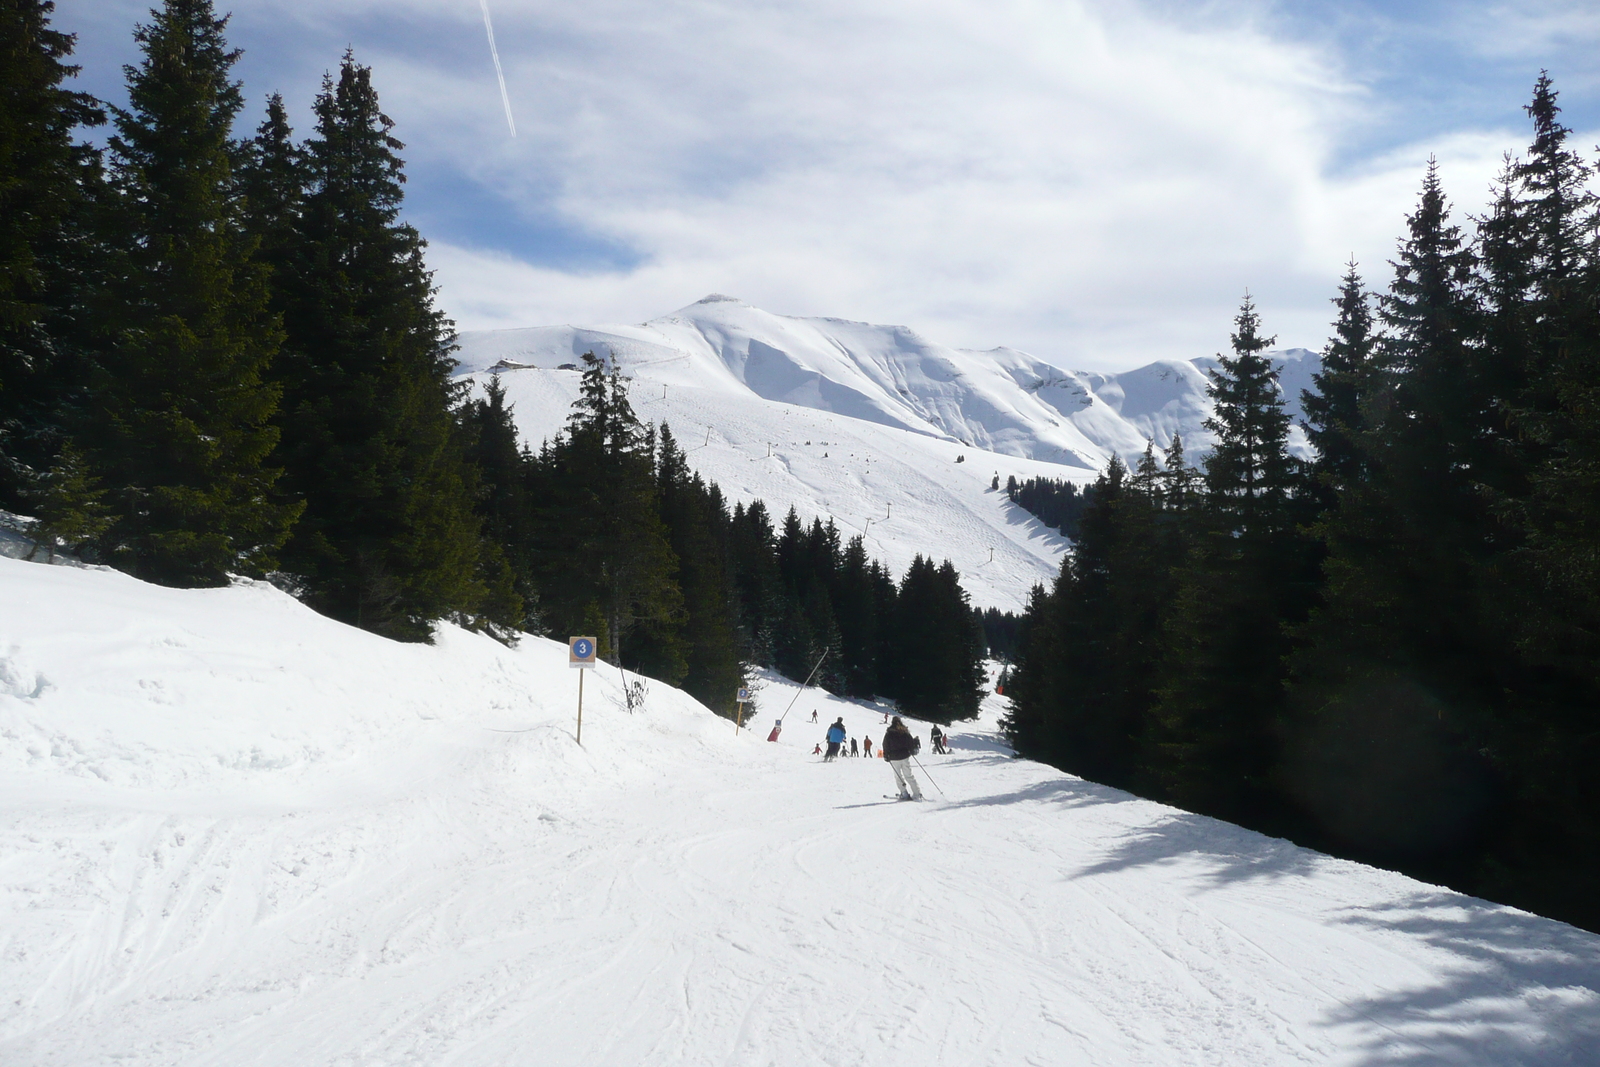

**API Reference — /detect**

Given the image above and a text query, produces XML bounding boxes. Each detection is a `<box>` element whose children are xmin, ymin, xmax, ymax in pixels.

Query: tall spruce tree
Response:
<box><xmin>1199</xmin><ymin>296</ymin><xmax>1297</xmax><ymax>536</ymax></box>
<box><xmin>728</xmin><ymin>499</ymin><xmax>781</xmax><ymax>664</ymax></box>
<box><xmin>886</xmin><ymin>555</ymin><xmax>984</xmax><ymax>723</ymax></box>
<box><xmin>271</xmin><ymin>53</ymin><xmax>501</xmax><ymax>638</ymax></box>
<box><xmin>0</xmin><ymin>0</ymin><xmax>105</xmax><ymax>511</ymax></box>
<box><xmin>93</xmin><ymin>0</ymin><xmax>298</xmax><ymax>585</ymax></box>
<box><xmin>237</xmin><ymin>92</ymin><xmax>301</xmax><ymax>302</ymax></box>
<box><xmin>1502</xmin><ymin>78</ymin><xmax>1600</xmax><ymax>690</ymax></box>
<box><xmin>1001</xmin><ymin>581</ymin><xmax>1054</xmax><ymax>752</ymax></box>
<box><xmin>1154</xmin><ymin>297</ymin><xmax>1311</xmax><ymax>824</ymax></box>
<box><xmin>1285</xmin><ymin>161</ymin><xmax>1495</xmax><ymax>870</ymax></box>
<box><xmin>1303</xmin><ymin>261</ymin><xmax>1378</xmax><ymax>503</ymax></box>
<box><xmin>772</xmin><ymin>508</ymin><xmax>836</xmax><ymax>682</ymax></box>
<box><xmin>1472</xmin><ymin>76</ymin><xmax>1600</xmax><ymax>923</ymax></box>
<box><xmin>527</xmin><ymin>353</ymin><xmax>681</xmax><ymax>664</ymax></box>
<box><xmin>1160</xmin><ymin>432</ymin><xmax>1201</xmax><ymax>509</ymax></box>
<box><xmin>459</xmin><ymin>374</ymin><xmax>540</xmax><ymax>631</ymax></box>
<box><xmin>832</xmin><ymin>534</ymin><xmax>883</xmax><ymax>698</ymax></box>
<box><xmin>646</xmin><ymin>422</ymin><xmax>742</xmax><ymax>702</ymax></box>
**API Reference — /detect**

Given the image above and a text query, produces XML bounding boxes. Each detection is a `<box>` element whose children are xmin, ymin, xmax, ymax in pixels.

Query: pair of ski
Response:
<box><xmin>883</xmin><ymin>794</ymin><xmax>924</xmax><ymax>802</ymax></box>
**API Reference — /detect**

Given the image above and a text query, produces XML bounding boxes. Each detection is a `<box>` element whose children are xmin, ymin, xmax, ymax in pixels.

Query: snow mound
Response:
<box><xmin>4</xmin><ymin>557</ymin><xmax>1599</xmax><ymax>1065</ymax></box>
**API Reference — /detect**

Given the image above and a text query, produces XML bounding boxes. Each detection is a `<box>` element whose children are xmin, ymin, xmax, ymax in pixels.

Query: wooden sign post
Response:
<box><xmin>569</xmin><ymin>636</ymin><xmax>598</xmax><ymax>743</ymax></box>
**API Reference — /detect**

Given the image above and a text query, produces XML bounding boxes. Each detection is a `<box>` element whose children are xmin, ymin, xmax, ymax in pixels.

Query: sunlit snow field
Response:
<box><xmin>3</xmin><ymin>557</ymin><xmax>1598</xmax><ymax>1065</ymax></box>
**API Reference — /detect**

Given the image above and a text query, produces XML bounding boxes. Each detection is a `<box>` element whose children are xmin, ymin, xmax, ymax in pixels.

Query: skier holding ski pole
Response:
<box><xmin>880</xmin><ymin>716</ymin><xmax>923</xmax><ymax>801</ymax></box>
<box><xmin>912</xmin><ymin>751</ymin><xmax>945</xmax><ymax>797</ymax></box>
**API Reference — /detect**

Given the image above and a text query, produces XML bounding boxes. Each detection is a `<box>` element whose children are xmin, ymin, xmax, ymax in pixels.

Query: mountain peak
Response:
<box><xmin>694</xmin><ymin>293</ymin><xmax>743</xmax><ymax>305</ymax></box>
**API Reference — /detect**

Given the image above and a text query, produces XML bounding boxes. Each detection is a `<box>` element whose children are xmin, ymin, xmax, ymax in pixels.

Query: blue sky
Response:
<box><xmin>52</xmin><ymin>0</ymin><xmax>1600</xmax><ymax>370</ymax></box>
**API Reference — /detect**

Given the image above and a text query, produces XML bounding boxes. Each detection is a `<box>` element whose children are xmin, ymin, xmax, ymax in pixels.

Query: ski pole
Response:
<box><xmin>912</xmin><ymin>754</ymin><xmax>945</xmax><ymax>797</ymax></box>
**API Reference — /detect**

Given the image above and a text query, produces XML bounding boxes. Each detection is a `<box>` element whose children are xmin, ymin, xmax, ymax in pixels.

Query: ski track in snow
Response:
<box><xmin>3</xmin><ymin>558</ymin><xmax>1600</xmax><ymax>1065</ymax></box>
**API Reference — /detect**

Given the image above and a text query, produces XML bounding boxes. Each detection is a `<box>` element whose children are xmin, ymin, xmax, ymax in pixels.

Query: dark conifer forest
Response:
<box><xmin>1003</xmin><ymin>473</ymin><xmax>1095</xmax><ymax>539</ymax></box>
<box><xmin>6</xmin><ymin>3</ymin><xmax>1600</xmax><ymax>929</ymax></box>
<box><xmin>1005</xmin><ymin>76</ymin><xmax>1600</xmax><ymax>932</ymax></box>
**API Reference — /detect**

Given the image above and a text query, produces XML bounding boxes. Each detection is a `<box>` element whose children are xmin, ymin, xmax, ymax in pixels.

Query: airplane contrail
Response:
<box><xmin>479</xmin><ymin>0</ymin><xmax>516</xmax><ymax>137</ymax></box>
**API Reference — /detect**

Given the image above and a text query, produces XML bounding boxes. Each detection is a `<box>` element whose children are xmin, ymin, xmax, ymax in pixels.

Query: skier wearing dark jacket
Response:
<box><xmin>880</xmin><ymin>717</ymin><xmax>923</xmax><ymax>800</ymax></box>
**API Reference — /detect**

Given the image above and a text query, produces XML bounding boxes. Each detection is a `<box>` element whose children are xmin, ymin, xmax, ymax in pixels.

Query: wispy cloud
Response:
<box><xmin>55</xmin><ymin>0</ymin><xmax>1587</xmax><ymax>369</ymax></box>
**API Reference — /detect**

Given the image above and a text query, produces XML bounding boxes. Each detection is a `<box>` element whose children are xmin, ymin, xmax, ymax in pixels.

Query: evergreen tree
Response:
<box><xmin>1160</xmin><ymin>432</ymin><xmax>1201</xmax><ymax>510</ymax></box>
<box><xmin>0</xmin><ymin>0</ymin><xmax>105</xmax><ymax>512</ymax></box>
<box><xmin>1200</xmin><ymin>296</ymin><xmax>1297</xmax><ymax>536</ymax></box>
<box><xmin>20</xmin><ymin>440</ymin><xmax>112</xmax><ymax>561</ymax></box>
<box><xmin>977</xmin><ymin>607</ymin><xmax>1021</xmax><ymax>663</ymax></box>
<box><xmin>728</xmin><ymin>499</ymin><xmax>781</xmax><ymax>665</ymax></box>
<box><xmin>1285</xmin><ymin>161</ymin><xmax>1496</xmax><ymax>868</ymax></box>
<box><xmin>1155</xmin><ymin>297</ymin><xmax>1311</xmax><ymax>824</ymax></box>
<box><xmin>1303</xmin><ymin>261</ymin><xmax>1378</xmax><ymax>502</ymax></box>
<box><xmin>1001</xmin><ymin>581</ymin><xmax>1054</xmax><ymax>752</ymax></box>
<box><xmin>650</xmin><ymin>422</ymin><xmax>743</xmax><ymax>706</ymax></box>
<box><xmin>832</xmin><ymin>534</ymin><xmax>882</xmax><ymax>697</ymax></box>
<box><xmin>886</xmin><ymin>555</ymin><xmax>984</xmax><ymax>722</ymax></box>
<box><xmin>1504</xmin><ymin>77</ymin><xmax>1600</xmax><ymax>692</ymax></box>
<box><xmin>92</xmin><ymin>0</ymin><xmax>298</xmax><ymax>585</ymax></box>
<box><xmin>772</xmin><ymin>508</ymin><xmax>827</xmax><ymax>681</ymax></box>
<box><xmin>270</xmin><ymin>53</ymin><xmax>503</xmax><ymax>639</ymax></box>
<box><xmin>1079</xmin><ymin>456</ymin><xmax>1178</xmax><ymax>788</ymax></box>
<box><xmin>527</xmin><ymin>353</ymin><xmax>681</xmax><ymax>664</ymax></box>
<box><xmin>1469</xmin><ymin>75</ymin><xmax>1600</xmax><ymax>923</ymax></box>
<box><xmin>1005</xmin><ymin>475</ymin><xmax>1092</xmax><ymax>538</ymax></box>
<box><xmin>237</xmin><ymin>92</ymin><xmax>301</xmax><ymax>300</ymax></box>
<box><xmin>460</xmin><ymin>374</ymin><xmax>539</xmax><ymax>632</ymax></box>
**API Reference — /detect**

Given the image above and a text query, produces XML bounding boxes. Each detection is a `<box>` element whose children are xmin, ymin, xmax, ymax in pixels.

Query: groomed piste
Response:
<box><xmin>2</xmin><ymin>556</ymin><xmax>1598</xmax><ymax>1065</ymax></box>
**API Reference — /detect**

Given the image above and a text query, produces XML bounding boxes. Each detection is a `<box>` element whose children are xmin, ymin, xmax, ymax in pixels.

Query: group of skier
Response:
<box><xmin>818</xmin><ymin>718</ymin><xmax>876</xmax><ymax>760</ymax></box>
<box><xmin>804</xmin><ymin>715</ymin><xmax>930</xmax><ymax>801</ymax></box>
<box><xmin>783</xmin><ymin>706</ymin><xmax>953</xmax><ymax>802</ymax></box>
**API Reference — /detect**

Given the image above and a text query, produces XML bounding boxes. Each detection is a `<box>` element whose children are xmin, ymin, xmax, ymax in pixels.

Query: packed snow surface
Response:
<box><xmin>451</xmin><ymin>295</ymin><xmax>1318</xmax><ymax>610</ymax></box>
<box><xmin>4</xmin><ymin>556</ymin><xmax>1599</xmax><ymax>1065</ymax></box>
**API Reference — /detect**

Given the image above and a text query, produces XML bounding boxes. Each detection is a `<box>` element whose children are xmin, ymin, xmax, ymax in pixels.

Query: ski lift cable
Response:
<box><xmin>776</xmin><ymin>648</ymin><xmax>830</xmax><ymax>726</ymax></box>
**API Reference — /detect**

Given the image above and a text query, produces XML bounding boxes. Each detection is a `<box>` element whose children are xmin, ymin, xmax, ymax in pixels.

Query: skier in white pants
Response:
<box><xmin>880</xmin><ymin>716</ymin><xmax>923</xmax><ymax>800</ymax></box>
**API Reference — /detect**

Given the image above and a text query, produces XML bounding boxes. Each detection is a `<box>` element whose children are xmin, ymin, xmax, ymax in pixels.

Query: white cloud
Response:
<box><xmin>72</xmin><ymin>0</ymin><xmax>1589</xmax><ymax>370</ymax></box>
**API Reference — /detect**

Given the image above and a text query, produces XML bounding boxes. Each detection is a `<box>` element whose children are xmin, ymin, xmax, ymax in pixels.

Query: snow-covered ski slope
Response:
<box><xmin>5</xmin><ymin>557</ymin><xmax>1598</xmax><ymax>1066</ymax></box>
<box><xmin>453</xmin><ymin>296</ymin><xmax>1316</xmax><ymax>610</ymax></box>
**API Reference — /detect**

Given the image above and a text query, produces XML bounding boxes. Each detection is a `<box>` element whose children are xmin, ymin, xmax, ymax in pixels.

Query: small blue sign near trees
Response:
<box><xmin>569</xmin><ymin>636</ymin><xmax>598</xmax><ymax>668</ymax></box>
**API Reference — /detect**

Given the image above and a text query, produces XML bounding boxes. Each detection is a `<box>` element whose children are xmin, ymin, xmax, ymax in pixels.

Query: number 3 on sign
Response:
<box><xmin>569</xmin><ymin>636</ymin><xmax>598</xmax><ymax>668</ymax></box>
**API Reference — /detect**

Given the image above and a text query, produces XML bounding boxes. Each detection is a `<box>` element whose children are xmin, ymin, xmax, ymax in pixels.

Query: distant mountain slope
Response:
<box><xmin>454</xmin><ymin>294</ymin><xmax>1319</xmax><ymax>470</ymax></box>
<box><xmin>452</xmin><ymin>297</ymin><xmax>1319</xmax><ymax>610</ymax></box>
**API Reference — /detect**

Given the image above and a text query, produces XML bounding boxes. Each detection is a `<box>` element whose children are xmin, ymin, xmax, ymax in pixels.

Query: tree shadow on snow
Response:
<box><xmin>1320</xmin><ymin>891</ymin><xmax>1600</xmax><ymax>1065</ymax></box>
<box><xmin>944</xmin><ymin>733</ymin><xmax>1013</xmax><ymax>756</ymax></box>
<box><xmin>997</xmin><ymin>497</ymin><xmax>1074</xmax><ymax>552</ymax></box>
<box><xmin>940</xmin><ymin>774</ymin><xmax>1135</xmax><ymax>813</ymax></box>
<box><xmin>935</xmin><ymin>772</ymin><xmax>1327</xmax><ymax>887</ymax></box>
<box><xmin>1071</xmin><ymin>809</ymin><xmax>1325</xmax><ymax>887</ymax></box>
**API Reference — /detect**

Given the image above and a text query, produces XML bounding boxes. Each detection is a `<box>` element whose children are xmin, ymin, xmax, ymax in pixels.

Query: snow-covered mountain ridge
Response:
<box><xmin>454</xmin><ymin>294</ymin><xmax>1319</xmax><ymax>471</ymax></box>
<box><xmin>452</xmin><ymin>296</ymin><xmax>1317</xmax><ymax>611</ymax></box>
